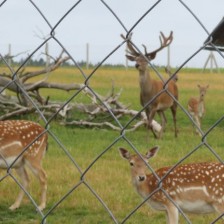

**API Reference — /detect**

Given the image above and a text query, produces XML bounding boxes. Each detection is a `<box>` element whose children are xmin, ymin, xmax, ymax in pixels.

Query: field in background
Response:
<box><xmin>0</xmin><ymin>66</ymin><xmax>223</xmax><ymax>224</ymax></box>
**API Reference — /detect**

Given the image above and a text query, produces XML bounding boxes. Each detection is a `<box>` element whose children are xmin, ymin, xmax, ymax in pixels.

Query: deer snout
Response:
<box><xmin>135</xmin><ymin>63</ymin><xmax>139</xmax><ymax>69</ymax></box>
<box><xmin>138</xmin><ymin>175</ymin><xmax>146</xmax><ymax>182</ymax></box>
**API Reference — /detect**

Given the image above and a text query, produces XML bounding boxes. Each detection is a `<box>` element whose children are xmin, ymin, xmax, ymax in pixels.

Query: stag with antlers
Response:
<box><xmin>121</xmin><ymin>32</ymin><xmax>178</xmax><ymax>138</ymax></box>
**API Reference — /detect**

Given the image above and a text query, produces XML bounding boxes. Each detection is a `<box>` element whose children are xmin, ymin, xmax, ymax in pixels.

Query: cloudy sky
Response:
<box><xmin>0</xmin><ymin>0</ymin><xmax>224</xmax><ymax>68</ymax></box>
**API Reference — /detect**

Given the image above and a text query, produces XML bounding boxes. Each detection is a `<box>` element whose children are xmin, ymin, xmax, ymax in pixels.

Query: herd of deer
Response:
<box><xmin>121</xmin><ymin>31</ymin><xmax>209</xmax><ymax>139</ymax></box>
<box><xmin>0</xmin><ymin>31</ymin><xmax>222</xmax><ymax>224</ymax></box>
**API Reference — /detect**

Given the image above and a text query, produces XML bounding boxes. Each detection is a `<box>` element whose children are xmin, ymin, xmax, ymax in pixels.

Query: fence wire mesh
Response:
<box><xmin>0</xmin><ymin>0</ymin><xmax>224</xmax><ymax>224</ymax></box>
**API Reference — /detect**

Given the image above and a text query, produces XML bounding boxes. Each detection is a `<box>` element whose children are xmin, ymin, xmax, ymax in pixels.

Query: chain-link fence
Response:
<box><xmin>0</xmin><ymin>1</ymin><xmax>224</xmax><ymax>223</ymax></box>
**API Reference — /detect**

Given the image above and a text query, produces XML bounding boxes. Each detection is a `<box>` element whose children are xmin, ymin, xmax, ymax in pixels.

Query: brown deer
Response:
<box><xmin>188</xmin><ymin>84</ymin><xmax>209</xmax><ymax>136</ymax></box>
<box><xmin>165</xmin><ymin>66</ymin><xmax>178</xmax><ymax>82</ymax></box>
<box><xmin>119</xmin><ymin>146</ymin><xmax>224</xmax><ymax>224</ymax></box>
<box><xmin>121</xmin><ymin>32</ymin><xmax>178</xmax><ymax>138</ymax></box>
<box><xmin>0</xmin><ymin>120</ymin><xmax>48</xmax><ymax>211</ymax></box>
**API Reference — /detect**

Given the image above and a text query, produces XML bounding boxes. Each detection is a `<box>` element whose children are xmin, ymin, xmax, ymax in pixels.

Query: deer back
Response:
<box><xmin>139</xmin><ymin>162</ymin><xmax>224</xmax><ymax>212</ymax></box>
<box><xmin>0</xmin><ymin>120</ymin><xmax>48</xmax><ymax>167</ymax></box>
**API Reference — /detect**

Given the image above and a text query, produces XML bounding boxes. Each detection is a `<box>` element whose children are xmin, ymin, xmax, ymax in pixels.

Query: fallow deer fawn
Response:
<box><xmin>0</xmin><ymin>120</ymin><xmax>48</xmax><ymax>211</ymax></box>
<box><xmin>119</xmin><ymin>146</ymin><xmax>224</xmax><ymax>224</ymax></box>
<box><xmin>121</xmin><ymin>32</ymin><xmax>178</xmax><ymax>138</ymax></box>
<box><xmin>188</xmin><ymin>84</ymin><xmax>209</xmax><ymax>136</ymax></box>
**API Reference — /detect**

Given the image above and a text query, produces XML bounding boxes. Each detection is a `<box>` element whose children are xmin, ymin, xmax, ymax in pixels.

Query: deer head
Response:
<box><xmin>119</xmin><ymin>146</ymin><xmax>159</xmax><ymax>183</ymax></box>
<box><xmin>198</xmin><ymin>84</ymin><xmax>209</xmax><ymax>101</ymax></box>
<box><xmin>121</xmin><ymin>31</ymin><xmax>173</xmax><ymax>70</ymax></box>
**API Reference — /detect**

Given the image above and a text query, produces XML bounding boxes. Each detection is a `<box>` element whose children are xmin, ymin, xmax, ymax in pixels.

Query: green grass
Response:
<box><xmin>0</xmin><ymin>67</ymin><xmax>224</xmax><ymax>223</ymax></box>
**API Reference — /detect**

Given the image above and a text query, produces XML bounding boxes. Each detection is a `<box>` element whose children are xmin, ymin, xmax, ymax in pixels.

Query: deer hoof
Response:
<box><xmin>9</xmin><ymin>203</ymin><xmax>20</xmax><ymax>211</ymax></box>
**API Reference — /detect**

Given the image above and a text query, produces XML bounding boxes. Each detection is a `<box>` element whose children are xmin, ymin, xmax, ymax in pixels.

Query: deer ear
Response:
<box><xmin>197</xmin><ymin>84</ymin><xmax>201</xmax><ymax>88</ymax></box>
<box><xmin>145</xmin><ymin>146</ymin><xmax>159</xmax><ymax>159</ymax></box>
<box><xmin>119</xmin><ymin>148</ymin><xmax>131</xmax><ymax>160</ymax></box>
<box><xmin>126</xmin><ymin>55</ymin><xmax>136</xmax><ymax>61</ymax></box>
<box><xmin>206</xmin><ymin>84</ymin><xmax>209</xmax><ymax>89</ymax></box>
<box><xmin>146</xmin><ymin>52</ymin><xmax>157</xmax><ymax>61</ymax></box>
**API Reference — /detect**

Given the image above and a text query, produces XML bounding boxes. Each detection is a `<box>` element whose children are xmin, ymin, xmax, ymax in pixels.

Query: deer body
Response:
<box><xmin>119</xmin><ymin>147</ymin><xmax>224</xmax><ymax>224</ymax></box>
<box><xmin>0</xmin><ymin>120</ymin><xmax>48</xmax><ymax>211</ymax></box>
<box><xmin>188</xmin><ymin>84</ymin><xmax>209</xmax><ymax>135</ymax></box>
<box><xmin>122</xmin><ymin>32</ymin><xmax>178</xmax><ymax>138</ymax></box>
<box><xmin>139</xmin><ymin>69</ymin><xmax>177</xmax><ymax>111</ymax></box>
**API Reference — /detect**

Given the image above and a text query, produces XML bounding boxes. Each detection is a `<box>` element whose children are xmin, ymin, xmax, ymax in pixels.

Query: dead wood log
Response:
<box><xmin>0</xmin><ymin>50</ymin><xmax>161</xmax><ymax>133</ymax></box>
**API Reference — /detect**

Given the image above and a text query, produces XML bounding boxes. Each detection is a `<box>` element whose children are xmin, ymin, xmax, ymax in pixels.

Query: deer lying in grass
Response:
<box><xmin>0</xmin><ymin>120</ymin><xmax>48</xmax><ymax>211</ymax></box>
<box><xmin>121</xmin><ymin>32</ymin><xmax>178</xmax><ymax>138</ymax></box>
<box><xmin>119</xmin><ymin>146</ymin><xmax>224</xmax><ymax>224</ymax></box>
<box><xmin>188</xmin><ymin>84</ymin><xmax>209</xmax><ymax>136</ymax></box>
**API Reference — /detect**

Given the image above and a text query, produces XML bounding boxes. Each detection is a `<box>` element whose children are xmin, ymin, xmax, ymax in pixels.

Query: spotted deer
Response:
<box><xmin>119</xmin><ymin>146</ymin><xmax>224</xmax><ymax>224</ymax></box>
<box><xmin>121</xmin><ymin>32</ymin><xmax>178</xmax><ymax>138</ymax></box>
<box><xmin>0</xmin><ymin>120</ymin><xmax>48</xmax><ymax>211</ymax></box>
<box><xmin>188</xmin><ymin>84</ymin><xmax>209</xmax><ymax>136</ymax></box>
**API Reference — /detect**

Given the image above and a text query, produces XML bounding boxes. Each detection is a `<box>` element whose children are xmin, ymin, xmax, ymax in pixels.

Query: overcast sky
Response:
<box><xmin>0</xmin><ymin>0</ymin><xmax>224</xmax><ymax>68</ymax></box>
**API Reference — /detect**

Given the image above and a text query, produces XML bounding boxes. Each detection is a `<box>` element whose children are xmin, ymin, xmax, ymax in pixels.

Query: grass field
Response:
<box><xmin>0</xmin><ymin>66</ymin><xmax>224</xmax><ymax>224</ymax></box>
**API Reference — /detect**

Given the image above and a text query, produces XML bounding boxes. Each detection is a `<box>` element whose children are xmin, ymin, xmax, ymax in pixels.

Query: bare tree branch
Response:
<box><xmin>0</xmin><ymin>50</ymin><xmax>161</xmax><ymax>133</ymax></box>
<box><xmin>20</xmin><ymin>50</ymin><xmax>70</xmax><ymax>82</ymax></box>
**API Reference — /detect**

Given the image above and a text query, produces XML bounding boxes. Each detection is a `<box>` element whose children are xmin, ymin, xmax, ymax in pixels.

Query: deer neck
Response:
<box><xmin>132</xmin><ymin>177</ymin><xmax>150</xmax><ymax>199</ymax></box>
<box><xmin>131</xmin><ymin>173</ymin><xmax>167</xmax><ymax>211</ymax></box>
<box><xmin>139</xmin><ymin>69</ymin><xmax>153</xmax><ymax>94</ymax></box>
<box><xmin>131</xmin><ymin>172</ymin><xmax>155</xmax><ymax>199</ymax></box>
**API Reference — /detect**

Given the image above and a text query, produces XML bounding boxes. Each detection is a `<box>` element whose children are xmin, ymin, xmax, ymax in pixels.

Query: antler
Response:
<box><xmin>121</xmin><ymin>33</ymin><xmax>140</xmax><ymax>57</ymax></box>
<box><xmin>121</xmin><ymin>31</ymin><xmax>173</xmax><ymax>60</ymax></box>
<box><xmin>145</xmin><ymin>31</ymin><xmax>173</xmax><ymax>59</ymax></box>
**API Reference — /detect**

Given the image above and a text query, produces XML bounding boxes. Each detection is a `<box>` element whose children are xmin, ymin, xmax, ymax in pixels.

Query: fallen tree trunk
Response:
<box><xmin>0</xmin><ymin>51</ymin><xmax>162</xmax><ymax>133</ymax></box>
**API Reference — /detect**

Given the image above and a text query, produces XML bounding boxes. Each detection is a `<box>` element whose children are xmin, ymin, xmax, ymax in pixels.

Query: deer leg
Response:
<box><xmin>38</xmin><ymin>167</ymin><xmax>47</xmax><ymax>211</ymax></box>
<box><xmin>190</xmin><ymin>114</ymin><xmax>196</xmax><ymax>133</ymax></box>
<box><xmin>147</xmin><ymin>108</ymin><xmax>161</xmax><ymax>139</ymax></box>
<box><xmin>213</xmin><ymin>203</ymin><xmax>224</xmax><ymax>219</ymax></box>
<box><xmin>158</xmin><ymin>111</ymin><xmax>167</xmax><ymax>132</ymax></box>
<box><xmin>193</xmin><ymin>115</ymin><xmax>201</xmax><ymax>136</ymax></box>
<box><xmin>9</xmin><ymin>166</ymin><xmax>29</xmax><ymax>210</ymax></box>
<box><xmin>26</xmin><ymin>162</ymin><xmax>47</xmax><ymax>211</ymax></box>
<box><xmin>162</xmin><ymin>111</ymin><xmax>167</xmax><ymax>130</ymax></box>
<box><xmin>156</xmin><ymin>111</ymin><xmax>165</xmax><ymax>139</ymax></box>
<box><xmin>165</xmin><ymin>204</ymin><xmax>179</xmax><ymax>224</ymax></box>
<box><xmin>170</xmin><ymin>104</ymin><xmax>178</xmax><ymax>137</ymax></box>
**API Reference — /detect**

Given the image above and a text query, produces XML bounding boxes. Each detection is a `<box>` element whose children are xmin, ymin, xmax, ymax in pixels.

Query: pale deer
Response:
<box><xmin>0</xmin><ymin>120</ymin><xmax>48</xmax><ymax>211</ymax></box>
<box><xmin>188</xmin><ymin>84</ymin><xmax>209</xmax><ymax>136</ymax></box>
<box><xmin>121</xmin><ymin>32</ymin><xmax>178</xmax><ymax>138</ymax></box>
<box><xmin>119</xmin><ymin>146</ymin><xmax>224</xmax><ymax>224</ymax></box>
